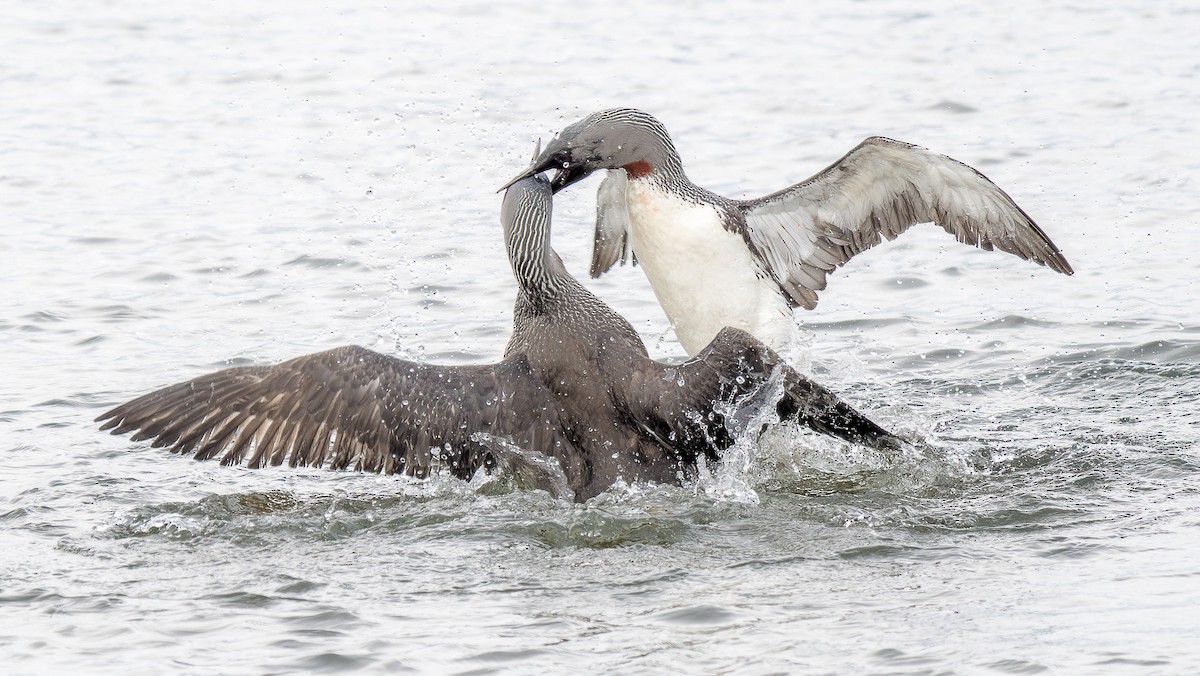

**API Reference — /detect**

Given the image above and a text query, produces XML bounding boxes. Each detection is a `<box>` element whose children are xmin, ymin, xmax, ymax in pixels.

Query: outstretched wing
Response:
<box><xmin>589</xmin><ymin>170</ymin><xmax>636</xmax><ymax>277</ymax></box>
<box><xmin>617</xmin><ymin>327</ymin><xmax>899</xmax><ymax>460</ymax></box>
<box><xmin>97</xmin><ymin>345</ymin><xmax>574</xmax><ymax>481</ymax></box>
<box><xmin>738</xmin><ymin>137</ymin><xmax>1073</xmax><ymax>310</ymax></box>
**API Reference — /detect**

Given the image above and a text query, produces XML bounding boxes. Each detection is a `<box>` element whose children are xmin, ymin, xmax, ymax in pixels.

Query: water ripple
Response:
<box><xmin>5</xmin><ymin>1</ymin><xmax>1200</xmax><ymax>672</ymax></box>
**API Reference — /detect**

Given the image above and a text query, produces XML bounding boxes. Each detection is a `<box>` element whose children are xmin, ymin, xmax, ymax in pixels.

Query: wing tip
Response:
<box><xmin>1051</xmin><ymin>253</ymin><xmax>1075</xmax><ymax>276</ymax></box>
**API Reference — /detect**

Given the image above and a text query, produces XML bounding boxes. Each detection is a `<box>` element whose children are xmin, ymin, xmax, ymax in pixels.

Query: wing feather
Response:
<box><xmin>739</xmin><ymin>137</ymin><xmax>1073</xmax><ymax>309</ymax></box>
<box><xmin>617</xmin><ymin>326</ymin><xmax>900</xmax><ymax>459</ymax></box>
<box><xmin>97</xmin><ymin>345</ymin><xmax>576</xmax><ymax>482</ymax></box>
<box><xmin>590</xmin><ymin>170</ymin><xmax>636</xmax><ymax>277</ymax></box>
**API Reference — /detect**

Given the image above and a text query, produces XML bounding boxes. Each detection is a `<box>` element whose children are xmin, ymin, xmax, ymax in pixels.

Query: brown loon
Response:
<box><xmin>97</xmin><ymin>171</ymin><xmax>900</xmax><ymax>502</ymax></box>
<box><xmin>503</xmin><ymin>108</ymin><xmax>1074</xmax><ymax>355</ymax></box>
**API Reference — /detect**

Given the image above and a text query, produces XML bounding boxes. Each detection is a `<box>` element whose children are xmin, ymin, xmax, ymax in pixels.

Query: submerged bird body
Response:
<box><xmin>505</xmin><ymin>108</ymin><xmax>1074</xmax><ymax>356</ymax></box>
<box><xmin>99</xmin><ymin>173</ymin><xmax>899</xmax><ymax>502</ymax></box>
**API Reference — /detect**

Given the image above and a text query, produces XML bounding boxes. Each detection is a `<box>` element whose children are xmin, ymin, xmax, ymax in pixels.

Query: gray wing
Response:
<box><xmin>738</xmin><ymin>137</ymin><xmax>1074</xmax><ymax>310</ymax></box>
<box><xmin>97</xmin><ymin>345</ymin><xmax>574</xmax><ymax>480</ymax></box>
<box><xmin>618</xmin><ymin>327</ymin><xmax>899</xmax><ymax>460</ymax></box>
<box><xmin>589</xmin><ymin>170</ymin><xmax>636</xmax><ymax>277</ymax></box>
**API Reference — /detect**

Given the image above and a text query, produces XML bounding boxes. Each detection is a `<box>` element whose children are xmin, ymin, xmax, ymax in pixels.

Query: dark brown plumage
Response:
<box><xmin>98</xmin><ymin>173</ymin><xmax>899</xmax><ymax>502</ymax></box>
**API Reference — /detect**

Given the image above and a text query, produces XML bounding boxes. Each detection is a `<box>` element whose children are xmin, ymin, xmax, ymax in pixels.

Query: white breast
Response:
<box><xmin>624</xmin><ymin>180</ymin><xmax>796</xmax><ymax>356</ymax></box>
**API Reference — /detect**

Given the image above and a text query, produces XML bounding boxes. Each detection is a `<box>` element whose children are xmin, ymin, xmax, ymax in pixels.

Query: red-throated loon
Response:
<box><xmin>98</xmin><ymin>169</ymin><xmax>899</xmax><ymax>502</ymax></box>
<box><xmin>502</xmin><ymin>108</ymin><xmax>1073</xmax><ymax>356</ymax></box>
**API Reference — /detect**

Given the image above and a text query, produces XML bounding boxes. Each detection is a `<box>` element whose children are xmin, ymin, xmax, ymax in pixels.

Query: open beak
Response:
<box><xmin>498</xmin><ymin>140</ymin><xmax>594</xmax><ymax>194</ymax></box>
<box><xmin>499</xmin><ymin>159</ymin><xmax>591</xmax><ymax>194</ymax></box>
<box><xmin>548</xmin><ymin>163</ymin><xmax>591</xmax><ymax>194</ymax></box>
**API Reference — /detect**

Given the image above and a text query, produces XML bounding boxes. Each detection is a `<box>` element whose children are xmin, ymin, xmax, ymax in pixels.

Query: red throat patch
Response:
<box><xmin>622</xmin><ymin>160</ymin><xmax>653</xmax><ymax>178</ymax></box>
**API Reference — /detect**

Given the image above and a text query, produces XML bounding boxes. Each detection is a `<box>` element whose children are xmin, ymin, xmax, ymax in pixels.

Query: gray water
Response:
<box><xmin>3</xmin><ymin>1</ymin><xmax>1199</xmax><ymax>673</ymax></box>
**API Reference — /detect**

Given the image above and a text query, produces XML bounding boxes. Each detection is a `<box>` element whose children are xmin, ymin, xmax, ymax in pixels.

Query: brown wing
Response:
<box><xmin>97</xmin><ymin>345</ymin><xmax>575</xmax><ymax>481</ymax></box>
<box><xmin>617</xmin><ymin>327</ymin><xmax>899</xmax><ymax>460</ymax></box>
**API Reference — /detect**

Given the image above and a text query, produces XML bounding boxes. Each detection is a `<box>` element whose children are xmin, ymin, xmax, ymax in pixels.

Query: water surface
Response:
<box><xmin>3</xmin><ymin>1</ymin><xmax>1199</xmax><ymax>673</ymax></box>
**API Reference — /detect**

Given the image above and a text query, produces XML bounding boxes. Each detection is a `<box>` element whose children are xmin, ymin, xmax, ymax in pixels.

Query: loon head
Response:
<box><xmin>500</xmin><ymin>108</ymin><xmax>678</xmax><ymax>194</ymax></box>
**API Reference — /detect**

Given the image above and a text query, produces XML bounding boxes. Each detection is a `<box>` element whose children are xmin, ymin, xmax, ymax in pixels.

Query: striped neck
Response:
<box><xmin>502</xmin><ymin>181</ymin><xmax>571</xmax><ymax>304</ymax></box>
<box><xmin>623</xmin><ymin>116</ymin><xmax>687</xmax><ymax>184</ymax></box>
<box><xmin>629</xmin><ymin>155</ymin><xmax>719</xmax><ymax>208</ymax></box>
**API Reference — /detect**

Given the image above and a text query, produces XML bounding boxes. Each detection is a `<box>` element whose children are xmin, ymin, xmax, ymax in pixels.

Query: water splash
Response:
<box><xmin>470</xmin><ymin>432</ymin><xmax>575</xmax><ymax>502</ymax></box>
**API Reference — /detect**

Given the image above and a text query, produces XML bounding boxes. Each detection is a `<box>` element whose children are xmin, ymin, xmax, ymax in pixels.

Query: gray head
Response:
<box><xmin>500</xmin><ymin>108</ymin><xmax>681</xmax><ymax>194</ymax></box>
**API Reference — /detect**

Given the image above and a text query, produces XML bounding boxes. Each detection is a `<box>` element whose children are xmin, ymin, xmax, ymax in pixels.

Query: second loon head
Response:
<box><xmin>500</xmin><ymin>108</ymin><xmax>680</xmax><ymax>194</ymax></box>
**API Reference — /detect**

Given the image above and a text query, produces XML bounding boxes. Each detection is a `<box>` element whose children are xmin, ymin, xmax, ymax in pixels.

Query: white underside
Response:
<box><xmin>625</xmin><ymin>179</ymin><xmax>797</xmax><ymax>356</ymax></box>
